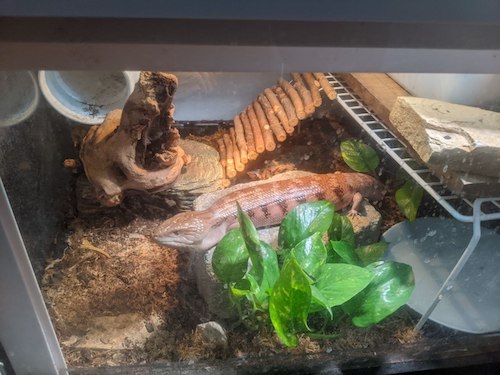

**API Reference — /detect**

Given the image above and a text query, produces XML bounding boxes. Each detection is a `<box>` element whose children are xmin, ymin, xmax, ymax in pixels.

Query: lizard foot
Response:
<box><xmin>347</xmin><ymin>209</ymin><xmax>360</xmax><ymax>218</ymax></box>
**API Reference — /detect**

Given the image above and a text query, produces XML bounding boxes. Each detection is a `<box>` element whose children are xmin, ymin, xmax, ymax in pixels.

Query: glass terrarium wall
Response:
<box><xmin>389</xmin><ymin>73</ymin><xmax>500</xmax><ymax>111</ymax></box>
<box><xmin>2</xmin><ymin>69</ymin><xmax>500</xmax><ymax>276</ymax></box>
<box><xmin>1</xmin><ymin>72</ymin><xmax>496</xmax><ymax>374</ymax></box>
<box><xmin>1</xmin><ymin>2</ymin><xmax>500</xmax><ymax>374</ymax></box>
<box><xmin>0</xmin><ymin>70</ymin><xmax>302</xmax><ymax>279</ymax></box>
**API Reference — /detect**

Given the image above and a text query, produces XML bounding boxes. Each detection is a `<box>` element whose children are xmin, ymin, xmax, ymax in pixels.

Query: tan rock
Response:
<box><xmin>162</xmin><ymin>139</ymin><xmax>224</xmax><ymax>210</ymax></box>
<box><xmin>62</xmin><ymin>313</ymin><xmax>160</xmax><ymax>350</ymax></box>
<box><xmin>434</xmin><ymin>168</ymin><xmax>500</xmax><ymax>198</ymax></box>
<box><xmin>390</xmin><ymin>97</ymin><xmax>500</xmax><ymax>178</ymax></box>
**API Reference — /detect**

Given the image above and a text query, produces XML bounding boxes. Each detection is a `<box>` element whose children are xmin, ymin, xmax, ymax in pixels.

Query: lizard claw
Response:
<box><xmin>347</xmin><ymin>209</ymin><xmax>360</xmax><ymax>218</ymax></box>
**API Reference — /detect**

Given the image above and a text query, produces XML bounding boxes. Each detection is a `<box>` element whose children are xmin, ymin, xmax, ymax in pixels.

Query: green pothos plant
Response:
<box><xmin>340</xmin><ymin>138</ymin><xmax>423</xmax><ymax>221</ymax></box>
<box><xmin>212</xmin><ymin>201</ymin><xmax>415</xmax><ymax>347</ymax></box>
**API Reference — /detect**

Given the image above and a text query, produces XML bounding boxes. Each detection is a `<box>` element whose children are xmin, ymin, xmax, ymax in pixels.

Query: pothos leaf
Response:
<box><xmin>355</xmin><ymin>241</ymin><xmax>389</xmax><ymax>266</ymax></box>
<box><xmin>342</xmin><ymin>261</ymin><xmax>415</xmax><ymax>327</ymax></box>
<box><xmin>290</xmin><ymin>233</ymin><xmax>327</xmax><ymax>278</ymax></box>
<box><xmin>328</xmin><ymin>212</ymin><xmax>356</xmax><ymax>246</ymax></box>
<box><xmin>278</xmin><ymin>201</ymin><xmax>334</xmax><ymax>250</ymax></box>
<box><xmin>314</xmin><ymin>263</ymin><xmax>373</xmax><ymax>307</ymax></box>
<box><xmin>236</xmin><ymin>203</ymin><xmax>279</xmax><ymax>306</ymax></box>
<box><xmin>246</xmin><ymin>241</ymin><xmax>280</xmax><ymax>308</ymax></box>
<box><xmin>237</xmin><ymin>203</ymin><xmax>260</xmax><ymax>252</ymax></box>
<box><xmin>395</xmin><ymin>180</ymin><xmax>423</xmax><ymax>222</ymax></box>
<box><xmin>330</xmin><ymin>240</ymin><xmax>360</xmax><ymax>265</ymax></box>
<box><xmin>212</xmin><ymin>228</ymin><xmax>249</xmax><ymax>283</ymax></box>
<box><xmin>309</xmin><ymin>285</ymin><xmax>333</xmax><ymax>319</ymax></box>
<box><xmin>341</xmin><ymin>139</ymin><xmax>380</xmax><ymax>172</ymax></box>
<box><xmin>269</xmin><ymin>256</ymin><xmax>312</xmax><ymax>347</ymax></box>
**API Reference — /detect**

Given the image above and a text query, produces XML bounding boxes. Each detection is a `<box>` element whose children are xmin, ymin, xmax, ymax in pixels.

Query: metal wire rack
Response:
<box><xmin>326</xmin><ymin>73</ymin><xmax>500</xmax><ymax>222</ymax></box>
<box><xmin>324</xmin><ymin>73</ymin><xmax>500</xmax><ymax>331</ymax></box>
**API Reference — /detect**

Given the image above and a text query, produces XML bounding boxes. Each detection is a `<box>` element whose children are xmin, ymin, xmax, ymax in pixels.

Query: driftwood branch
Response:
<box><xmin>80</xmin><ymin>72</ymin><xmax>190</xmax><ymax>207</ymax></box>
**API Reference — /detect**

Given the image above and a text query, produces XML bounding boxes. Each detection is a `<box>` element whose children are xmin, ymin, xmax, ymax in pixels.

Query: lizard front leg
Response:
<box><xmin>347</xmin><ymin>192</ymin><xmax>363</xmax><ymax>218</ymax></box>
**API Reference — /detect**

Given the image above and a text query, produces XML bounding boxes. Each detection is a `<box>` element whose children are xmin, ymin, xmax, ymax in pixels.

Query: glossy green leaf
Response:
<box><xmin>330</xmin><ymin>240</ymin><xmax>360</xmax><ymax>265</ymax></box>
<box><xmin>278</xmin><ymin>201</ymin><xmax>334</xmax><ymax>250</ymax></box>
<box><xmin>315</xmin><ymin>263</ymin><xmax>373</xmax><ymax>307</ymax></box>
<box><xmin>341</xmin><ymin>139</ymin><xmax>380</xmax><ymax>172</ymax></box>
<box><xmin>328</xmin><ymin>212</ymin><xmax>356</xmax><ymax>246</ymax></box>
<box><xmin>324</xmin><ymin>241</ymin><xmax>339</xmax><ymax>263</ymax></box>
<box><xmin>246</xmin><ymin>241</ymin><xmax>280</xmax><ymax>307</ymax></box>
<box><xmin>245</xmin><ymin>273</ymin><xmax>264</xmax><ymax>310</ymax></box>
<box><xmin>309</xmin><ymin>285</ymin><xmax>333</xmax><ymax>319</ymax></box>
<box><xmin>237</xmin><ymin>203</ymin><xmax>260</xmax><ymax>252</ymax></box>
<box><xmin>395</xmin><ymin>180</ymin><xmax>423</xmax><ymax>222</ymax></box>
<box><xmin>269</xmin><ymin>256</ymin><xmax>312</xmax><ymax>347</ymax></box>
<box><xmin>355</xmin><ymin>242</ymin><xmax>389</xmax><ymax>266</ymax></box>
<box><xmin>343</xmin><ymin>261</ymin><xmax>415</xmax><ymax>327</ymax></box>
<box><xmin>212</xmin><ymin>229</ymin><xmax>249</xmax><ymax>283</ymax></box>
<box><xmin>237</xmin><ymin>204</ymin><xmax>279</xmax><ymax>284</ymax></box>
<box><xmin>291</xmin><ymin>233</ymin><xmax>327</xmax><ymax>278</ymax></box>
<box><xmin>256</xmin><ymin>241</ymin><xmax>280</xmax><ymax>290</ymax></box>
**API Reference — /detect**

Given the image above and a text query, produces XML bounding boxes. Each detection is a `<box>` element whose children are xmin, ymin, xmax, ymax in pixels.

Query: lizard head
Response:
<box><xmin>153</xmin><ymin>211</ymin><xmax>226</xmax><ymax>252</ymax></box>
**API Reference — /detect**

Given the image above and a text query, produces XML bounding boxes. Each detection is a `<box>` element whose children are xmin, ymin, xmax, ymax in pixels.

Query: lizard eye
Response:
<box><xmin>173</xmin><ymin>230</ymin><xmax>180</xmax><ymax>235</ymax></box>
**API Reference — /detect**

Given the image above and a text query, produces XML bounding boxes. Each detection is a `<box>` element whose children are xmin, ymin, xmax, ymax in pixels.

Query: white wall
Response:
<box><xmin>389</xmin><ymin>73</ymin><xmax>500</xmax><ymax>111</ymax></box>
<box><xmin>173</xmin><ymin>72</ymin><xmax>283</xmax><ymax>121</ymax></box>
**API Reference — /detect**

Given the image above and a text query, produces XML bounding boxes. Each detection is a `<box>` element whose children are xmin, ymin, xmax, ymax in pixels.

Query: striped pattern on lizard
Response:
<box><xmin>154</xmin><ymin>172</ymin><xmax>384</xmax><ymax>252</ymax></box>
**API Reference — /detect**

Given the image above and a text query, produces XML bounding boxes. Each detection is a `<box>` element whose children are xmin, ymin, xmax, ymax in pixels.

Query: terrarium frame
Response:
<box><xmin>1</xmin><ymin>1</ymin><xmax>500</xmax><ymax>374</ymax></box>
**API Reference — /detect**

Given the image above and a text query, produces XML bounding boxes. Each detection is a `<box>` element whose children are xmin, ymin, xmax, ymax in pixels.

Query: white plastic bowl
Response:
<box><xmin>0</xmin><ymin>71</ymin><xmax>39</xmax><ymax>127</ymax></box>
<box><xmin>383</xmin><ymin>217</ymin><xmax>500</xmax><ymax>334</ymax></box>
<box><xmin>38</xmin><ymin>71</ymin><xmax>140</xmax><ymax>124</ymax></box>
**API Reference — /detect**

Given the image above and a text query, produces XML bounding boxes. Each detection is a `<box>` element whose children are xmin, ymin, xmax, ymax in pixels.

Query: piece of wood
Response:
<box><xmin>252</xmin><ymin>101</ymin><xmax>276</xmax><ymax>152</ymax></box>
<box><xmin>233</xmin><ymin>115</ymin><xmax>248</xmax><ymax>164</ymax></box>
<box><xmin>80</xmin><ymin>72</ymin><xmax>189</xmax><ymax>207</ymax></box>
<box><xmin>222</xmin><ymin>132</ymin><xmax>236</xmax><ymax>178</ymax></box>
<box><xmin>279</xmin><ymin>78</ymin><xmax>306</xmax><ymax>119</ymax></box>
<box><xmin>239</xmin><ymin>112</ymin><xmax>258</xmax><ymax>160</ymax></box>
<box><xmin>246</xmin><ymin>105</ymin><xmax>266</xmax><ymax>153</ymax></box>
<box><xmin>216</xmin><ymin>138</ymin><xmax>226</xmax><ymax>167</ymax></box>
<box><xmin>291</xmin><ymin>73</ymin><xmax>315</xmax><ymax>116</ymax></box>
<box><xmin>302</xmin><ymin>73</ymin><xmax>322</xmax><ymax>107</ymax></box>
<box><xmin>274</xmin><ymin>86</ymin><xmax>299</xmax><ymax>127</ymax></box>
<box><xmin>313</xmin><ymin>72</ymin><xmax>336</xmax><ymax>100</ymax></box>
<box><xmin>63</xmin><ymin>158</ymin><xmax>79</xmax><ymax>169</ymax></box>
<box><xmin>264</xmin><ymin>88</ymin><xmax>282</xmax><ymax>114</ymax></box>
<box><xmin>217</xmin><ymin>152</ymin><xmax>231</xmax><ymax>187</ymax></box>
<box><xmin>229</xmin><ymin>127</ymin><xmax>245</xmax><ymax>172</ymax></box>
<box><xmin>264</xmin><ymin>88</ymin><xmax>293</xmax><ymax>134</ymax></box>
<box><xmin>258</xmin><ymin>94</ymin><xmax>287</xmax><ymax>142</ymax></box>
<box><xmin>338</xmin><ymin>73</ymin><xmax>409</xmax><ymax>128</ymax></box>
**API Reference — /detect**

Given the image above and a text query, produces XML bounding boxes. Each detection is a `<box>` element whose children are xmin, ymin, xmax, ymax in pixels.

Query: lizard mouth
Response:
<box><xmin>153</xmin><ymin>221</ymin><xmax>202</xmax><ymax>251</ymax></box>
<box><xmin>154</xmin><ymin>234</ymin><xmax>193</xmax><ymax>251</ymax></box>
